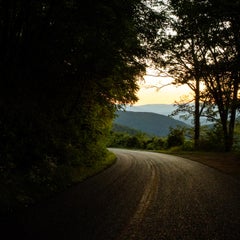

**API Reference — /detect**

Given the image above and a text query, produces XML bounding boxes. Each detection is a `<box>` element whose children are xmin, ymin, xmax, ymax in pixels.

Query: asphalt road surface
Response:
<box><xmin>2</xmin><ymin>148</ymin><xmax>240</xmax><ymax>240</ymax></box>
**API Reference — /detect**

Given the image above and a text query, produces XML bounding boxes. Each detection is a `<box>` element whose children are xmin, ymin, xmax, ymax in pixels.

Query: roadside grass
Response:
<box><xmin>0</xmin><ymin>150</ymin><xmax>116</xmax><ymax>215</ymax></box>
<box><xmin>159</xmin><ymin>148</ymin><xmax>240</xmax><ymax>180</ymax></box>
<box><xmin>70</xmin><ymin>150</ymin><xmax>116</xmax><ymax>183</ymax></box>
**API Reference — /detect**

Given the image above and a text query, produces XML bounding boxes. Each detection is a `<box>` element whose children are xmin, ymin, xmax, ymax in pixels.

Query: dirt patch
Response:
<box><xmin>173</xmin><ymin>152</ymin><xmax>240</xmax><ymax>180</ymax></box>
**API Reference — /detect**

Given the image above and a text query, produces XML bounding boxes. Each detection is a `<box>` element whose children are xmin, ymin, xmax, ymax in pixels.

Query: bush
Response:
<box><xmin>182</xmin><ymin>140</ymin><xmax>194</xmax><ymax>151</ymax></box>
<box><xmin>199</xmin><ymin>123</ymin><xmax>224</xmax><ymax>151</ymax></box>
<box><xmin>126</xmin><ymin>136</ymin><xmax>142</xmax><ymax>148</ymax></box>
<box><xmin>167</xmin><ymin>127</ymin><xmax>185</xmax><ymax>148</ymax></box>
<box><xmin>146</xmin><ymin>137</ymin><xmax>166</xmax><ymax>150</ymax></box>
<box><xmin>108</xmin><ymin>132</ymin><xmax>149</xmax><ymax>149</ymax></box>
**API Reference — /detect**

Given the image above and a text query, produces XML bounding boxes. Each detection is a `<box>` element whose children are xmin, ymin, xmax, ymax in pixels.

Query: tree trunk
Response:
<box><xmin>221</xmin><ymin>118</ymin><xmax>230</xmax><ymax>152</ymax></box>
<box><xmin>226</xmin><ymin>73</ymin><xmax>239</xmax><ymax>152</ymax></box>
<box><xmin>194</xmin><ymin>77</ymin><xmax>200</xmax><ymax>150</ymax></box>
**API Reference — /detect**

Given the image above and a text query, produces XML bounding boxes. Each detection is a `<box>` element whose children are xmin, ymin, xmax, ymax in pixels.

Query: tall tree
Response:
<box><xmin>0</xmin><ymin>0</ymin><xmax>162</xmax><ymax>202</ymax></box>
<box><xmin>153</xmin><ymin>0</ymin><xmax>240</xmax><ymax>151</ymax></box>
<box><xmin>152</xmin><ymin>0</ymin><xmax>208</xmax><ymax>149</ymax></box>
<box><xmin>198</xmin><ymin>0</ymin><xmax>240</xmax><ymax>151</ymax></box>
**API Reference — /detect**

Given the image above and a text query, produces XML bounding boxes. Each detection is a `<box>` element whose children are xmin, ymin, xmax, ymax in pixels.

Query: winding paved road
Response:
<box><xmin>3</xmin><ymin>149</ymin><xmax>240</xmax><ymax>239</ymax></box>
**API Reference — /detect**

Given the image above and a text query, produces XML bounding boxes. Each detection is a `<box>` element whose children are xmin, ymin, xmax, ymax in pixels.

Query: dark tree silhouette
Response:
<box><xmin>0</xmin><ymin>0</ymin><xmax>162</xmax><ymax>209</ymax></box>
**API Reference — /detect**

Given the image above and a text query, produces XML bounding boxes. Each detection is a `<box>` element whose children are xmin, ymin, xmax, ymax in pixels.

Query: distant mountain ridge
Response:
<box><xmin>114</xmin><ymin>111</ymin><xmax>190</xmax><ymax>137</ymax></box>
<box><xmin>126</xmin><ymin>104</ymin><xmax>215</xmax><ymax>125</ymax></box>
<box><xmin>126</xmin><ymin>104</ymin><xmax>177</xmax><ymax>116</ymax></box>
<box><xmin>125</xmin><ymin>104</ymin><xmax>193</xmax><ymax>124</ymax></box>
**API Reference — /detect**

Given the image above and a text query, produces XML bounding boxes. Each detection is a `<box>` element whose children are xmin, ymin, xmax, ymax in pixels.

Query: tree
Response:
<box><xmin>153</xmin><ymin>0</ymin><xmax>240</xmax><ymax>151</ymax></box>
<box><xmin>167</xmin><ymin>126</ymin><xmax>185</xmax><ymax>148</ymax></box>
<box><xmin>196</xmin><ymin>0</ymin><xmax>240</xmax><ymax>151</ymax></box>
<box><xmin>152</xmin><ymin>0</ymin><xmax>209</xmax><ymax>149</ymax></box>
<box><xmin>0</xmin><ymin>0</ymin><xmax>162</xmax><ymax>208</ymax></box>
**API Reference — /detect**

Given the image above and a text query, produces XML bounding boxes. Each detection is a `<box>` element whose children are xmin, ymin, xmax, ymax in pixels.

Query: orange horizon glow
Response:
<box><xmin>135</xmin><ymin>73</ymin><xmax>193</xmax><ymax>105</ymax></box>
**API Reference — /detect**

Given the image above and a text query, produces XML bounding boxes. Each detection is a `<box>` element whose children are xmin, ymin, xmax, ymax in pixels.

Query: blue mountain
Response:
<box><xmin>114</xmin><ymin>111</ymin><xmax>190</xmax><ymax>137</ymax></box>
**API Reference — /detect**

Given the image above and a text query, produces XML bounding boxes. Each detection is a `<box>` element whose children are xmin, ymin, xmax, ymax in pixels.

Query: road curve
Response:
<box><xmin>2</xmin><ymin>149</ymin><xmax>240</xmax><ymax>240</ymax></box>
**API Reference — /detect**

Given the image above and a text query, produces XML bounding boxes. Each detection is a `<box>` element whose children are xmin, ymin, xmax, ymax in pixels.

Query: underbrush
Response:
<box><xmin>0</xmin><ymin>150</ymin><xmax>116</xmax><ymax>215</ymax></box>
<box><xmin>70</xmin><ymin>150</ymin><xmax>116</xmax><ymax>183</ymax></box>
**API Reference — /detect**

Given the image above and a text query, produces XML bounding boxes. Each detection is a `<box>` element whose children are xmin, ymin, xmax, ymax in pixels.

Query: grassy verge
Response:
<box><xmin>70</xmin><ymin>150</ymin><xmax>116</xmax><ymax>183</ymax></box>
<box><xmin>0</xmin><ymin>150</ymin><xmax>117</xmax><ymax>215</ymax></box>
<box><xmin>159</xmin><ymin>149</ymin><xmax>240</xmax><ymax>180</ymax></box>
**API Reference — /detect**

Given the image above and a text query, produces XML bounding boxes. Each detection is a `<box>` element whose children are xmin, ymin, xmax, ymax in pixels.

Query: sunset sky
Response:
<box><xmin>135</xmin><ymin>73</ymin><xmax>192</xmax><ymax>105</ymax></box>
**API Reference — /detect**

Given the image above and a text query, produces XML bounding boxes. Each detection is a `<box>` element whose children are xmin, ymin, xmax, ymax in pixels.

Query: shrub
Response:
<box><xmin>182</xmin><ymin>140</ymin><xmax>194</xmax><ymax>151</ymax></box>
<box><xmin>199</xmin><ymin>123</ymin><xmax>224</xmax><ymax>151</ymax></box>
<box><xmin>167</xmin><ymin>127</ymin><xmax>185</xmax><ymax>148</ymax></box>
<box><xmin>146</xmin><ymin>137</ymin><xmax>166</xmax><ymax>150</ymax></box>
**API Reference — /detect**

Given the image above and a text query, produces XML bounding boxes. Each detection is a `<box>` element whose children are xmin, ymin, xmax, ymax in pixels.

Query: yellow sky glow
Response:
<box><xmin>135</xmin><ymin>74</ymin><xmax>192</xmax><ymax>105</ymax></box>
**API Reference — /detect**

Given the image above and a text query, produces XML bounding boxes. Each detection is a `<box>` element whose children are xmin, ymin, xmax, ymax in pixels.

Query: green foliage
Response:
<box><xmin>0</xmin><ymin>0</ymin><xmax>161</xmax><ymax>211</ymax></box>
<box><xmin>109</xmin><ymin>126</ymin><xmax>168</xmax><ymax>150</ymax></box>
<box><xmin>108</xmin><ymin>131</ymin><xmax>147</xmax><ymax>149</ymax></box>
<box><xmin>70</xmin><ymin>150</ymin><xmax>116</xmax><ymax>183</ymax></box>
<box><xmin>233</xmin><ymin>122</ymin><xmax>240</xmax><ymax>152</ymax></box>
<box><xmin>146</xmin><ymin>137</ymin><xmax>166</xmax><ymax>150</ymax></box>
<box><xmin>197</xmin><ymin>124</ymin><xmax>225</xmax><ymax>151</ymax></box>
<box><xmin>126</xmin><ymin>136</ymin><xmax>143</xmax><ymax>149</ymax></box>
<box><xmin>110</xmin><ymin>120</ymin><xmax>240</xmax><ymax>153</ymax></box>
<box><xmin>153</xmin><ymin>0</ymin><xmax>240</xmax><ymax>151</ymax></box>
<box><xmin>182</xmin><ymin>140</ymin><xmax>194</xmax><ymax>151</ymax></box>
<box><xmin>167</xmin><ymin>127</ymin><xmax>185</xmax><ymax>148</ymax></box>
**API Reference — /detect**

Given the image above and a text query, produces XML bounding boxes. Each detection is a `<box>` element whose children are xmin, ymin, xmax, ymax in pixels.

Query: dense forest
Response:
<box><xmin>0</xmin><ymin>0</ymin><xmax>161</xmax><ymax>211</ymax></box>
<box><xmin>0</xmin><ymin>0</ymin><xmax>239</xmax><ymax>211</ymax></box>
